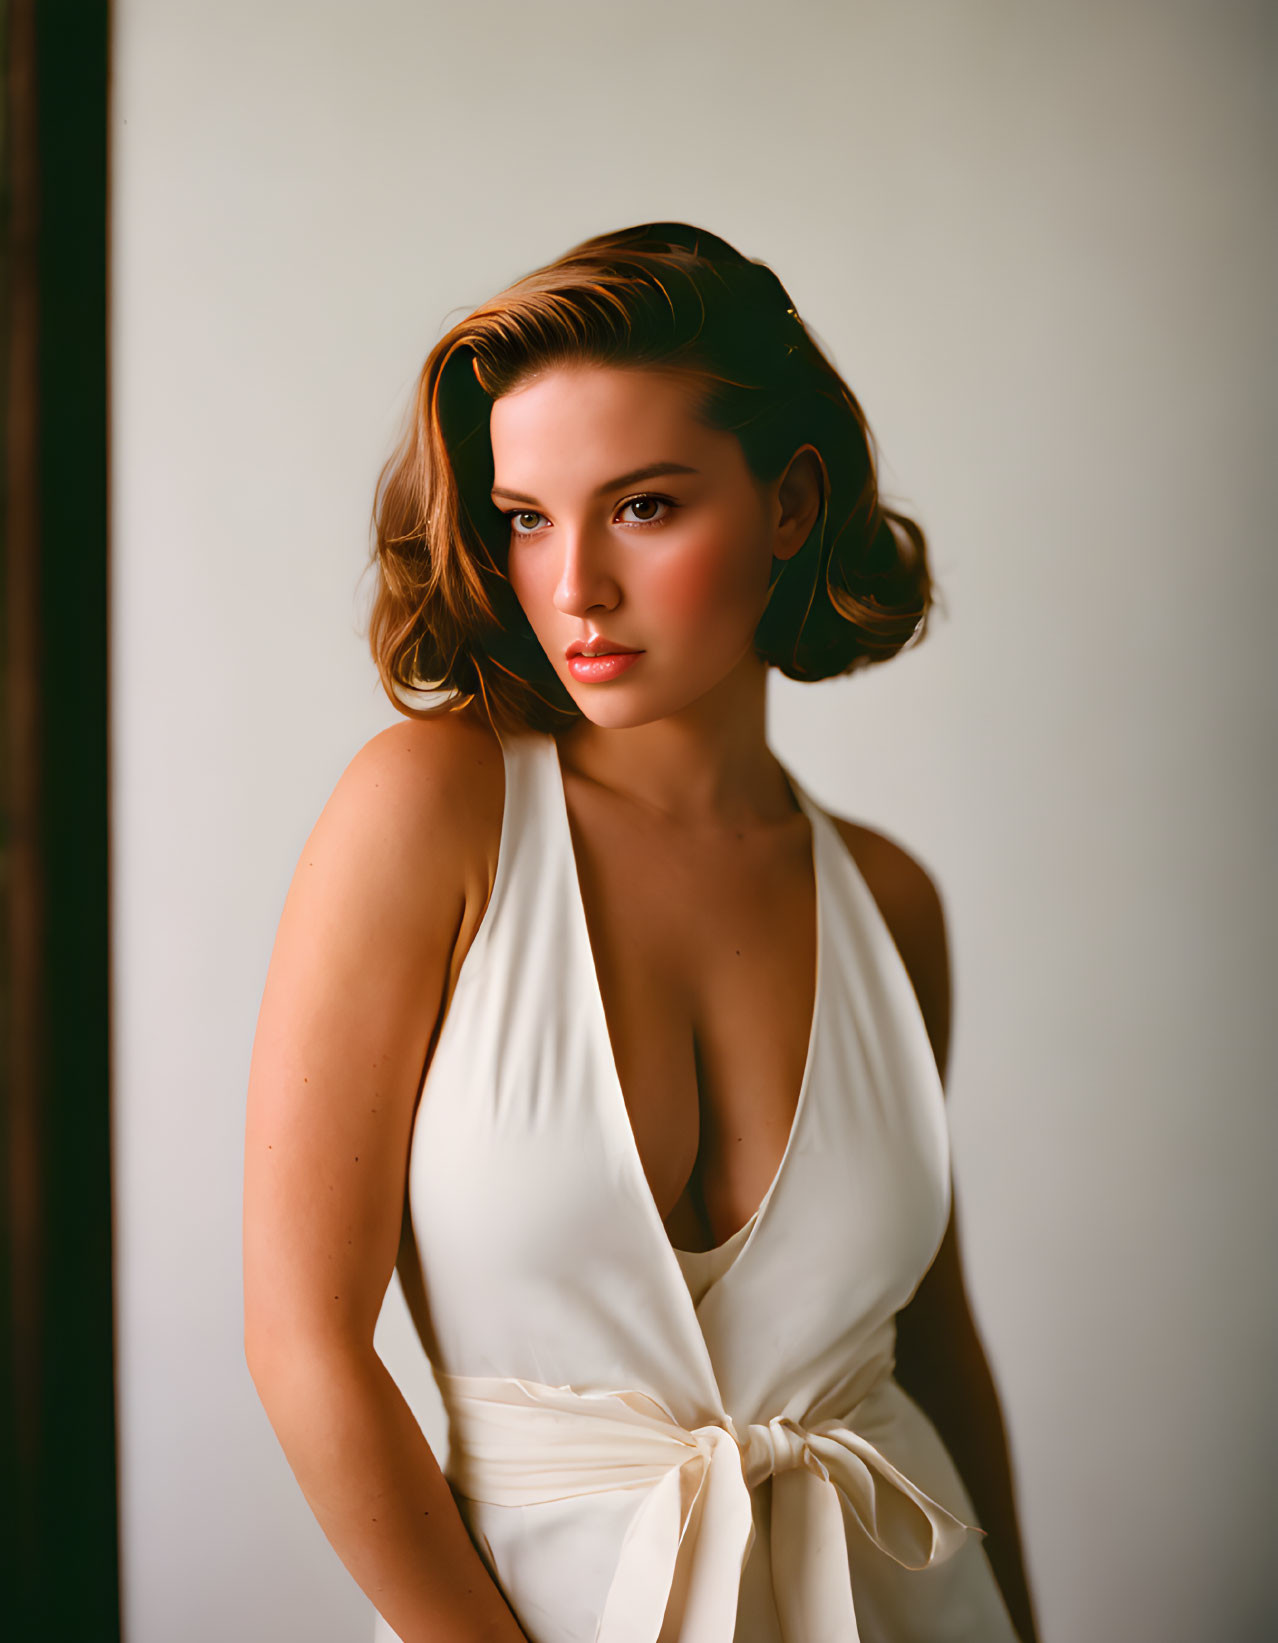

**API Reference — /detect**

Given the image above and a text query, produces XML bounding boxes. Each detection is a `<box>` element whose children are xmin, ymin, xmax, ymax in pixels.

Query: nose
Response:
<box><xmin>551</xmin><ymin>524</ymin><xmax>621</xmax><ymax>618</ymax></box>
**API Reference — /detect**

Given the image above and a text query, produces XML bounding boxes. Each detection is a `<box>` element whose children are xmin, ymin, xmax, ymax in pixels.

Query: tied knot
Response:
<box><xmin>435</xmin><ymin>1369</ymin><xmax>983</xmax><ymax>1643</ymax></box>
<box><xmin>737</xmin><ymin>1415</ymin><xmax>812</xmax><ymax>1489</ymax></box>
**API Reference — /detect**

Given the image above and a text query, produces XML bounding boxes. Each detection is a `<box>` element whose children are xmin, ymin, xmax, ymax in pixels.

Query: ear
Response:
<box><xmin>772</xmin><ymin>444</ymin><xmax>825</xmax><ymax>562</ymax></box>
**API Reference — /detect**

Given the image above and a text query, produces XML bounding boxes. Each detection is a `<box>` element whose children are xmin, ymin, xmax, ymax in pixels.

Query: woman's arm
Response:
<box><xmin>243</xmin><ymin>716</ymin><xmax>525</xmax><ymax>1643</ymax></box>
<box><xmin>895</xmin><ymin>1194</ymin><xmax>1040</xmax><ymax>1643</ymax></box>
<box><xmin>834</xmin><ymin>820</ymin><xmax>1042</xmax><ymax>1643</ymax></box>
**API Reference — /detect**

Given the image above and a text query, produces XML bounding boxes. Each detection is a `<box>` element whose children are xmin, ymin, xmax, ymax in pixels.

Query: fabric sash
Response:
<box><xmin>436</xmin><ymin>1370</ymin><xmax>982</xmax><ymax>1643</ymax></box>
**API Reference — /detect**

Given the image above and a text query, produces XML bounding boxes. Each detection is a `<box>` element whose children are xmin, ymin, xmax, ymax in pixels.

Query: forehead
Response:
<box><xmin>488</xmin><ymin>364</ymin><xmax>710</xmax><ymax>465</ymax></box>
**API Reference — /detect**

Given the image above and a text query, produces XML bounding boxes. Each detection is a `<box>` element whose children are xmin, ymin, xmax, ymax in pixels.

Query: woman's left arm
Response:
<box><xmin>895</xmin><ymin>1195</ymin><xmax>1041</xmax><ymax>1643</ymax></box>
<box><xmin>834</xmin><ymin>820</ymin><xmax>1042</xmax><ymax>1643</ymax></box>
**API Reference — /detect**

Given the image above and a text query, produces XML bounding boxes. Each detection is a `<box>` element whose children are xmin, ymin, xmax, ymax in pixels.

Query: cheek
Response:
<box><xmin>647</xmin><ymin>529</ymin><xmax>764</xmax><ymax>631</ymax></box>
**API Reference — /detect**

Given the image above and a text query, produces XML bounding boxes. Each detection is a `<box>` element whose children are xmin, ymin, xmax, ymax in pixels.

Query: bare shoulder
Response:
<box><xmin>827</xmin><ymin>813</ymin><xmax>952</xmax><ymax>1088</ymax></box>
<box><xmin>243</xmin><ymin>706</ymin><xmax>506</xmax><ymax>1370</ymax></box>
<box><xmin>318</xmin><ymin>706</ymin><xmax>504</xmax><ymax>907</ymax></box>
<box><xmin>335</xmin><ymin>705</ymin><xmax>504</xmax><ymax>846</ymax></box>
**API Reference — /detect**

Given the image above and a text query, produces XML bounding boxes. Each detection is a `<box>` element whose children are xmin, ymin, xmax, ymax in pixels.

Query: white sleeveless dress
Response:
<box><xmin>373</xmin><ymin>729</ymin><xmax>1020</xmax><ymax>1643</ymax></box>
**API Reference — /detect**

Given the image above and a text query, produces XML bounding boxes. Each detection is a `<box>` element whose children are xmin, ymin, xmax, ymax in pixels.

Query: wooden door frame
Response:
<box><xmin>3</xmin><ymin>1</ymin><xmax>117</xmax><ymax>1634</ymax></box>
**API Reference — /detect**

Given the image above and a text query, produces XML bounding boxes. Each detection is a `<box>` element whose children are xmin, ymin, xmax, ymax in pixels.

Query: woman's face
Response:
<box><xmin>488</xmin><ymin>363</ymin><xmax>813</xmax><ymax>730</ymax></box>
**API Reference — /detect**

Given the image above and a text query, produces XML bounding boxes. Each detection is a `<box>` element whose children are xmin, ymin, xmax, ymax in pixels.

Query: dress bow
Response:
<box><xmin>436</xmin><ymin>1371</ymin><xmax>982</xmax><ymax>1643</ymax></box>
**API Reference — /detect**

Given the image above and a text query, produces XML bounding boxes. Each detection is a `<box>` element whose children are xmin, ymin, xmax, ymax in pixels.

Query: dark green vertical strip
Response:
<box><xmin>2</xmin><ymin>0</ymin><xmax>118</xmax><ymax>1636</ymax></box>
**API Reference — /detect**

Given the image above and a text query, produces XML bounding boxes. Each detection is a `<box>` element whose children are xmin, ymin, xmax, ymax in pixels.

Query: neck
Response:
<box><xmin>555</xmin><ymin>652</ymin><xmax>797</xmax><ymax>830</ymax></box>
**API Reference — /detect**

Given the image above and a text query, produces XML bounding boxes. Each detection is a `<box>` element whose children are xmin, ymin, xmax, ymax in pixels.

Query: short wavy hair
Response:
<box><xmin>366</xmin><ymin>221</ymin><xmax>939</xmax><ymax>738</ymax></box>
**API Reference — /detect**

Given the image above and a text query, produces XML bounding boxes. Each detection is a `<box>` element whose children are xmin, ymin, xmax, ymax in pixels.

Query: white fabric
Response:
<box><xmin>374</xmin><ymin>730</ymin><xmax>1021</xmax><ymax>1643</ymax></box>
<box><xmin>672</xmin><ymin>1210</ymin><xmax>757</xmax><ymax>1307</ymax></box>
<box><xmin>434</xmin><ymin>1366</ymin><xmax>974</xmax><ymax>1643</ymax></box>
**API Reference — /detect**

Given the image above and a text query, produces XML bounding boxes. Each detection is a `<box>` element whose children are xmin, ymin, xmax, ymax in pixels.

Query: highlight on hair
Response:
<box><xmin>365</xmin><ymin>221</ymin><xmax>940</xmax><ymax>738</ymax></box>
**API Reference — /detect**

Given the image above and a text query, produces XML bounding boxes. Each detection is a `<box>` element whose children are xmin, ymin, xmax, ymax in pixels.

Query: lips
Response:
<box><xmin>565</xmin><ymin>638</ymin><xmax>640</xmax><ymax>659</ymax></box>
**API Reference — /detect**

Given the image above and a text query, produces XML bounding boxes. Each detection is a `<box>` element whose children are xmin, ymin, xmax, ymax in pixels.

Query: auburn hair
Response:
<box><xmin>366</xmin><ymin>221</ymin><xmax>939</xmax><ymax>739</ymax></box>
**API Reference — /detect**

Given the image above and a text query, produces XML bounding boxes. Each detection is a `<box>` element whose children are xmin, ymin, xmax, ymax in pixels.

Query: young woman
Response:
<box><xmin>243</xmin><ymin>222</ymin><xmax>1040</xmax><ymax>1643</ymax></box>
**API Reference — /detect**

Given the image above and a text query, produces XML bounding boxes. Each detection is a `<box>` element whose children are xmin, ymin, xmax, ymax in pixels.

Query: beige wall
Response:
<box><xmin>112</xmin><ymin>2</ymin><xmax>1276</xmax><ymax>1638</ymax></box>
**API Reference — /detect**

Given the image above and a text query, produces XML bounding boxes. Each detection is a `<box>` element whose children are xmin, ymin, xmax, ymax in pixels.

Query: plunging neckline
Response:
<box><xmin>547</xmin><ymin>735</ymin><xmax>825</xmax><ymax>1276</ymax></box>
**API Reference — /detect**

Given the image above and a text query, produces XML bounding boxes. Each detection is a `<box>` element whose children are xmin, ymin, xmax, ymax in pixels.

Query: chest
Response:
<box><xmin>561</xmin><ymin>775</ymin><xmax>818</xmax><ymax>1251</ymax></box>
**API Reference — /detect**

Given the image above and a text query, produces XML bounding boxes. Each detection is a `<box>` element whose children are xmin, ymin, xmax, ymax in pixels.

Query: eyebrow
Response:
<box><xmin>490</xmin><ymin>462</ymin><xmax>700</xmax><ymax>506</ymax></box>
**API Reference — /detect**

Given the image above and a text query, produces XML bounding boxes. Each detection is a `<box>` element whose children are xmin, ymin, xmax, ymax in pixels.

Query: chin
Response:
<box><xmin>564</xmin><ymin>692</ymin><xmax>665</xmax><ymax>731</ymax></box>
<box><xmin>563</xmin><ymin>679</ymin><xmax>726</xmax><ymax>732</ymax></box>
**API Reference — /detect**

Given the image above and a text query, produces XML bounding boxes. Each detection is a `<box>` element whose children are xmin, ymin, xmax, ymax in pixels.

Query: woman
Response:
<box><xmin>243</xmin><ymin>222</ymin><xmax>1040</xmax><ymax>1643</ymax></box>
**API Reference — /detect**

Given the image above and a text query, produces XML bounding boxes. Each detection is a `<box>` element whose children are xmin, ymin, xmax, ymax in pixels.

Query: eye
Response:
<box><xmin>500</xmin><ymin>493</ymin><xmax>679</xmax><ymax>538</ymax></box>
<box><xmin>617</xmin><ymin>494</ymin><xmax>676</xmax><ymax>527</ymax></box>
